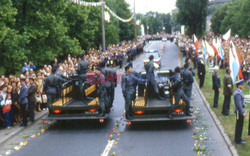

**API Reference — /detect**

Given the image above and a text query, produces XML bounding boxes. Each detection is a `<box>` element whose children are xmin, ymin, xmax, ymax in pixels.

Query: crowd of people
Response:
<box><xmin>178</xmin><ymin>33</ymin><xmax>250</xmax><ymax>80</ymax></box>
<box><xmin>0</xmin><ymin>37</ymin><xmax>145</xmax><ymax>129</ymax></box>
<box><xmin>177</xmin><ymin>33</ymin><xmax>250</xmax><ymax>144</ymax></box>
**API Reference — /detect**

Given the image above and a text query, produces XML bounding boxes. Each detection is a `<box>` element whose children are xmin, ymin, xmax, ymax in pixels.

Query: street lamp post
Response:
<box><xmin>101</xmin><ymin>0</ymin><xmax>105</xmax><ymax>52</ymax></box>
<box><xmin>134</xmin><ymin>0</ymin><xmax>137</xmax><ymax>39</ymax></box>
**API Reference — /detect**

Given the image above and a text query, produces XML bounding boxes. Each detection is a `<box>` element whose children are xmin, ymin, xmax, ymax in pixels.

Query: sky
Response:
<box><xmin>125</xmin><ymin>0</ymin><xmax>177</xmax><ymax>14</ymax></box>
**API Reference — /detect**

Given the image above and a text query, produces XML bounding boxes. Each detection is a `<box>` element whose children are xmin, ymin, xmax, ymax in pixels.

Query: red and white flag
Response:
<box><xmin>205</xmin><ymin>40</ymin><xmax>214</xmax><ymax>57</ymax></box>
<box><xmin>212</xmin><ymin>38</ymin><xmax>220</xmax><ymax>58</ymax></box>
<box><xmin>223</xmin><ymin>29</ymin><xmax>231</xmax><ymax>42</ymax></box>
<box><xmin>193</xmin><ymin>34</ymin><xmax>199</xmax><ymax>54</ymax></box>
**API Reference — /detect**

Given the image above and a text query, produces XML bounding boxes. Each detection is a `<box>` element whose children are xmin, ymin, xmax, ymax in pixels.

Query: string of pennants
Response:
<box><xmin>70</xmin><ymin>0</ymin><xmax>135</xmax><ymax>23</ymax></box>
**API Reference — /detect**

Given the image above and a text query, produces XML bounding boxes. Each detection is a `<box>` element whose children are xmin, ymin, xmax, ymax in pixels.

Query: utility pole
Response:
<box><xmin>134</xmin><ymin>0</ymin><xmax>137</xmax><ymax>39</ymax></box>
<box><xmin>146</xmin><ymin>15</ymin><xmax>148</xmax><ymax>35</ymax></box>
<box><xmin>101</xmin><ymin>0</ymin><xmax>105</xmax><ymax>52</ymax></box>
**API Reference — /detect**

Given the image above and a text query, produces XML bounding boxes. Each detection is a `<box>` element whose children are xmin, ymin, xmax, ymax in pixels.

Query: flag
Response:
<box><xmin>217</xmin><ymin>38</ymin><xmax>224</xmax><ymax>60</ymax></box>
<box><xmin>193</xmin><ymin>34</ymin><xmax>199</xmax><ymax>54</ymax></box>
<box><xmin>231</xmin><ymin>42</ymin><xmax>244</xmax><ymax>79</ymax></box>
<box><xmin>202</xmin><ymin>40</ymin><xmax>208</xmax><ymax>61</ymax></box>
<box><xmin>205</xmin><ymin>40</ymin><xmax>214</xmax><ymax>57</ymax></box>
<box><xmin>229</xmin><ymin>47</ymin><xmax>239</xmax><ymax>84</ymax></box>
<box><xmin>212</xmin><ymin>38</ymin><xmax>220</xmax><ymax>58</ymax></box>
<box><xmin>223</xmin><ymin>29</ymin><xmax>231</xmax><ymax>42</ymax></box>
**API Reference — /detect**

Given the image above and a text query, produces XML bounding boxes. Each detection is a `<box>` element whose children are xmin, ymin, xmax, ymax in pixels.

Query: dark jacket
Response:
<box><xmin>77</xmin><ymin>60</ymin><xmax>89</xmax><ymax>75</ymax></box>
<box><xmin>28</xmin><ymin>83</ymin><xmax>37</xmax><ymax>102</ymax></box>
<box><xmin>212</xmin><ymin>72</ymin><xmax>220</xmax><ymax>90</ymax></box>
<box><xmin>144</xmin><ymin>61</ymin><xmax>155</xmax><ymax>74</ymax></box>
<box><xmin>197</xmin><ymin>59</ymin><xmax>206</xmax><ymax>78</ymax></box>
<box><xmin>172</xmin><ymin>73</ymin><xmax>183</xmax><ymax>93</ymax></box>
<box><xmin>122</xmin><ymin>72</ymin><xmax>146</xmax><ymax>95</ymax></box>
<box><xmin>45</xmin><ymin>73</ymin><xmax>65</xmax><ymax>95</ymax></box>
<box><xmin>18</xmin><ymin>84</ymin><xmax>28</xmax><ymax>104</ymax></box>
<box><xmin>223</xmin><ymin>73</ymin><xmax>233</xmax><ymax>96</ymax></box>
<box><xmin>181</xmin><ymin>68</ymin><xmax>194</xmax><ymax>89</ymax></box>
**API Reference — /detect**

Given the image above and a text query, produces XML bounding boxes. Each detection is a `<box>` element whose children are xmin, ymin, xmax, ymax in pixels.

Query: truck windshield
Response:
<box><xmin>145</xmin><ymin>53</ymin><xmax>159</xmax><ymax>60</ymax></box>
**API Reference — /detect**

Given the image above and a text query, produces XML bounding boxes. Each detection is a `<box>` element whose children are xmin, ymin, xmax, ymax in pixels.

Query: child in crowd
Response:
<box><xmin>3</xmin><ymin>94</ymin><xmax>12</xmax><ymax>129</ymax></box>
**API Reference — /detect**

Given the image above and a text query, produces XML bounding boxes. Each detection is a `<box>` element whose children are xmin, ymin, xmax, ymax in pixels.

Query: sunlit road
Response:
<box><xmin>10</xmin><ymin>41</ymin><xmax>232</xmax><ymax>156</ymax></box>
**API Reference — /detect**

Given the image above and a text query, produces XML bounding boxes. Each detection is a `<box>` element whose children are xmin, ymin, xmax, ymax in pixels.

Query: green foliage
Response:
<box><xmin>211</xmin><ymin>0</ymin><xmax>250</xmax><ymax>37</ymax></box>
<box><xmin>208</xmin><ymin>3</ymin><xmax>223</xmax><ymax>15</ymax></box>
<box><xmin>176</xmin><ymin>0</ymin><xmax>209</xmax><ymax>38</ymax></box>
<box><xmin>171</xmin><ymin>12</ymin><xmax>181</xmax><ymax>33</ymax></box>
<box><xmin>211</xmin><ymin>3</ymin><xmax>229</xmax><ymax>35</ymax></box>
<box><xmin>140</xmin><ymin>12</ymin><xmax>172</xmax><ymax>35</ymax></box>
<box><xmin>0</xmin><ymin>0</ymin><xmax>30</xmax><ymax>74</ymax></box>
<box><xmin>0</xmin><ymin>0</ymin><xmax>135</xmax><ymax>74</ymax></box>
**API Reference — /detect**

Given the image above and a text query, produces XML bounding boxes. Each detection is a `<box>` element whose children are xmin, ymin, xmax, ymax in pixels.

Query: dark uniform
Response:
<box><xmin>197</xmin><ymin>59</ymin><xmax>206</xmax><ymax>88</ymax></box>
<box><xmin>144</xmin><ymin>61</ymin><xmax>159</xmax><ymax>95</ymax></box>
<box><xmin>212</xmin><ymin>72</ymin><xmax>220</xmax><ymax>108</ymax></box>
<box><xmin>122</xmin><ymin>72</ymin><xmax>146</xmax><ymax>118</ymax></box>
<box><xmin>102</xmin><ymin>68</ymin><xmax>117</xmax><ymax>110</ymax></box>
<box><xmin>222</xmin><ymin>73</ymin><xmax>233</xmax><ymax>115</ymax></box>
<box><xmin>233</xmin><ymin>87</ymin><xmax>245</xmax><ymax>144</ymax></box>
<box><xmin>95</xmin><ymin>73</ymin><xmax>108</xmax><ymax>116</ymax></box>
<box><xmin>45</xmin><ymin>73</ymin><xmax>65</xmax><ymax>108</ymax></box>
<box><xmin>171</xmin><ymin>73</ymin><xmax>191</xmax><ymax>116</ymax></box>
<box><xmin>77</xmin><ymin>59</ymin><xmax>89</xmax><ymax>96</ymax></box>
<box><xmin>182</xmin><ymin>68</ymin><xmax>194</xmax><ymax>101</ymax></box>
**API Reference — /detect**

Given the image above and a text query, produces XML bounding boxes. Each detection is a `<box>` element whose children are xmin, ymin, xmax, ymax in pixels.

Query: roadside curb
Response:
<box><xmin>0</xmin><ymin>111</ymin><xmax>48</xmax><ymax>145</ymax></box>
<box><xmin>194</xmin><ymin>79</ymin><xmax>238</xmax><ymax>156</ymax></box>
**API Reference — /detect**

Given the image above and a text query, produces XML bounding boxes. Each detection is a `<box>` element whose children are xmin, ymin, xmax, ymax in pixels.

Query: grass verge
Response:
<box><xmin>195</xmin><ymin>68</ymin><xmax>250</xmax><ymax>156</ymax></box>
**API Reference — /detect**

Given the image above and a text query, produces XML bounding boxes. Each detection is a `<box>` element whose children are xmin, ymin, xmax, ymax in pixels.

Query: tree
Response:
<box><xmin>171</xmin><ymin>12</ymin><xmax>181</xmax><ymax>33</ymax></box>
<box><xmin>0</xmin><ymin>0</ymin><xmax>30</xmax><ymax>74</ymax></box>
<box><xmin>211</xmin><ymin>0</ymin><xmax>250</xmax><ymax>37</ymax></box>
<box><xmin>140</xmin><ymin>12</ymin><xmax>172</xmax><ymax>35</ymax></box>
<box><xmin>211</xmin><ymin>4</ymin><xmax>229</xmax><ymax>35</ymax></box>
<box><xmin>176</xmin><ymin>0</ymin><xmax>208</xmax><ymax>38</ymax></box>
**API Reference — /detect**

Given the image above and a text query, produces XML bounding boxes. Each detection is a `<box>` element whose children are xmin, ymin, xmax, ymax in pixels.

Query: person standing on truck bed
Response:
<box><xmin>182</xmin><ymin>63</ymin><xmax>194</xmax><ymax>101</ymax></box>
<box><xmin>95</xmin><ymin>67</ymin><xmax>108</xmax><ymax>117</ymax></box>
<box><xmin>122</xmin><ymin>65</ymin><xmax>147</xmax><ymax>119</ymax></box>
<box><xmin>45</xmin><ymin>68</ymin><xmax>65</xmax><ymax>108</ymax></box>
<box><xmin>169</xmin><ymin>67</ymin><xmax>191</xmax><ymax>119</ymax></box>
<box><xmin>144</xmin><ymin>55</ymin><xmax>164</xmax><ymax>100</ymax></box>
<box><xmin>77</xmin><ymin>53</ymin><xmax>89</xmax><ymax>97</ymax></box>
<box><xmin>102</xmin><ymin>63</ymin><xmax>117</xmax><ymax>111</ymax></box>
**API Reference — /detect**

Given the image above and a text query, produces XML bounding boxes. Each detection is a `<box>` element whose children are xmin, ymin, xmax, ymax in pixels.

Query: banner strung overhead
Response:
<box><xmin>70</xmin><ymin>0</ymin><xmax>135</xmax><ymax>23</ymax></box>
<box><xmin>104</xmin><ymin>5</ymin><xmax>135</xmax><ymax>23</ymax></box>
<box><xmin>71</xmin><ymin>0</ymin><xmax>102</xmax><ymax>6</ymax></box>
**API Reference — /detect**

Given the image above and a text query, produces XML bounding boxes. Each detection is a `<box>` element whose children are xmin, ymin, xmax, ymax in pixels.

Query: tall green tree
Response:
<box><xmin>176</xmin><ymin>0</ymin><xmax>208</xmax><ymax>38</ymax></box>
<box><xmin>12</xmin><ymin>0</ymin><xmax>82</xmax><ymax>66</ymax></box>
<box><xmin>211</xmin><ymin>0</ymin><xmax>250</xmax><ymax>37</ymax></box>
<box><xmin>140</xmin><ymin>12</ymin><xmax>172</xmax><ymax>35</ymax></box>
<box><xmin>0</xmin><ymin>0</ymin><xmax>30</xmax><ymax>74</ymax></box>
<box><xmin>211</xmin><ymin>3</ymin><xmax>229</xmax><ymax>35</ymax></box>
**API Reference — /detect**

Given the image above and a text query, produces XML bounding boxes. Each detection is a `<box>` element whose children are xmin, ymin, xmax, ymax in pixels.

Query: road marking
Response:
<box><xmin>101</xmin><ymin>140</ymin><xmax>115</xmax><ymax>156</ymax></box>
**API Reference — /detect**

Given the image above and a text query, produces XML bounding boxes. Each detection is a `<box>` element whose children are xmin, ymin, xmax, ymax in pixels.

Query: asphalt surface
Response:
<box><xmin>7</xmin><ymin>41</ymin><xmax>232</xmax><ymax>156</ymax></box>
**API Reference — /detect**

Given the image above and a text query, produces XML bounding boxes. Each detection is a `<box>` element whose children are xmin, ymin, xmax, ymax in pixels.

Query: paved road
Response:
<box><xmin>6</xmin><ymin>41</ymin><xmax>232</xmax><ymax>156</ymax></box>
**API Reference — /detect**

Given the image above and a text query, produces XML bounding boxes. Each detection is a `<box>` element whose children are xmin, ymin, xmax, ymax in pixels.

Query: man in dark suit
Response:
<box><xmin>197</xmin><ymin>55</ymin><xmax>206</xmax><ymax>88</ymax></box>
<box><xmin>222</xmin><ymin>67</ymin><xmax>233</xmax><ymax>115</ymax></box>
<box><xmin>212</xmin><ymin>66</ymin><xmax>221</xmax><ymax>108</ymax></box>
<box><xmin>18</xmin><ymin>79</ymin><xmax>28</xmax><ymax>127</ymax></box>
<box><xmin>233</xmin><ymin>79</ymin><xmax>246</xmax><ymax>144</ymax></box>
<box><xmin>28</xmin><ymin>78</ymin><xmax>36</xmax><ymax>122</ymax></box>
